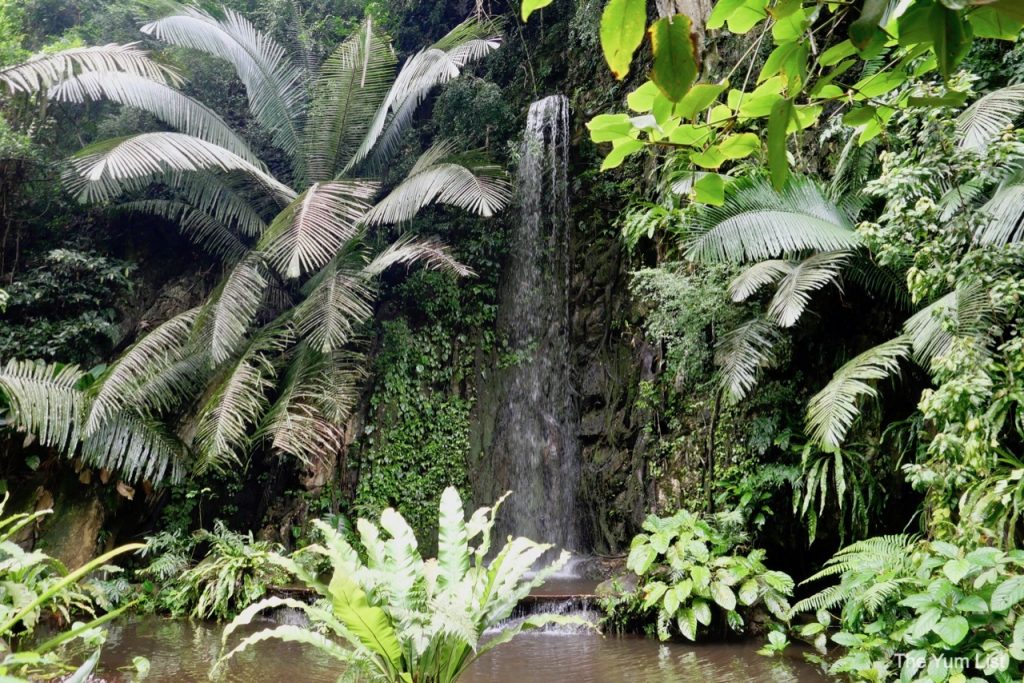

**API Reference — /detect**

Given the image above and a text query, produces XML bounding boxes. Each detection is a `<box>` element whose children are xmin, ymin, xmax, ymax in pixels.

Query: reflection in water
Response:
<box><xmin>98</xmin><ymin>618</ymin><xmax>826</xmax><ymax>683</ymax></box>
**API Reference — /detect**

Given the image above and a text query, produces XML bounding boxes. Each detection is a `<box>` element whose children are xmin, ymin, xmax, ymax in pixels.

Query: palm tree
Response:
<box><xmin>0</xmin><ymin>6</ymin><xmax>511</xmax><ymax>485</ymax></box>
<box><xmin>688</xmin><ymin>78</ymin><xmax>1024</xmax><ymax>450</ymax></box>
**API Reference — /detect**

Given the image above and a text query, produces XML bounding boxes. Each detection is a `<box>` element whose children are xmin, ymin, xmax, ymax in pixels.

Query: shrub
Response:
<box><xmin>215</xmin><ymin>487</ymin><xmax>589</xmax><ymax>682</ymax></box>
<box><xmin>604</xmin><ymin>509</ymin><xmax>793</xmax><ymax>640</ymax></box>
<box><xmin>796</xmin><ymin>536</ymin><xmax>1024</xmax><ymax>682</ymax></box>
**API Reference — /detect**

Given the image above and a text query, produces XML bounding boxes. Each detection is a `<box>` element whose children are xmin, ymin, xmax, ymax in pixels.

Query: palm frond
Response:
<box><xmin>828</xmin><ymin>134</ymin><xmax>878</xmax><ymax>208</ymax></box>
<box><xmin>50</xmin><ymin>72</ymin><xmax>264</xmax><ymax>167</ymax></box>
<box><xmin>363</xmin><ymin>235</ymin><xmax>473</xmax><ymax>278</ymax></box>
<box><xmin>65</xmin><ymin>132</ymin><xmax>295</xmax><ymax>204</ymax></box>
<box><xmin>295</xmin><ymin>259</ymin><xmax>375</xmax><ymax>353</ymax></box>
<box><xmin>303</xmin><ymin>17</ymin><xmax>396</xmax><ymax>181</ymax></box>
<box><xmin>345</xmin><ymin>19</ymin><xmax>501</xmax><ymax>173</ymax></box>
<box><xmin>843</xmin><ymin>256</ymin><xmax>912</xmax><ymax>310</ymax></box>
<box><xmin>86</xmin><ymin>308</ymin><xmax>201</xmax><ymax>434</ymax></box>
<box><xmin>141</xmin><ymin>6</ymin><xmax>306</xmax><ymax>162</ymax></box>
<box><xmin>767</xmin><ymin>251</ymin><xmax>848</xmax><ymax>328</ymax></box>
<box><xmin>119</xmin><ymin>200</ymin><xmax>250</xmax><ymax>261</ymax></box>
<box><xmin>0</xmin><ymin>360</ymin><xmax>84</xmax><ymax>452</ymax></box>
<box><xmin>976</xmin><ymin>170</ymin><xmax>1024</xmax><ymax>246</ymax></box>
<box><xmin>729</xmin><ymin>260</ymin><xmax>793</xmax><ymax>302</ymax></box>
<box><xmin>254</xmin><ymin>345</ymin><xmax>363</xmax><ymax>464</ymax></box>
<box><xmin>805</xmin><ymin>336</ymin><xmax>910</xmax><ymax>449</ymax></box>
<box><xmin>903</xmin><ymin>284</ymin><xmax>992</xmax><ymax>367</ymax></box>
<box><xmin>83</xmin><ymin>411</ymin><xmax>189</xmax><ymax>484</ymax></box>
<box><xmin>208</xmin><ymin>254</ymin><xmax>271</xmax><ymax>364</ymax></box>
<box><xmin>0</xmin><ymin>43</ymin><xmax>178</xmax><ymax>93</ymax></box>
<box><xmin>161</xmin><ymin>171</ymin><xmax>271</xmax><ymax>237</ymax></box>
<box><xmin>956</xmin><ymin>84</ymin><xmax>1024</xmax><ymax>152</ymax></box>
<box><xmin>257</xmin><ymin>180</ymin><xmax>377</xmax><ymax>279</ymax></box>
<box><xmin>363</xmin><ymin>143</ymin><xmax>511</xmax><ymax>225</ymax></box>
<box><xmin>685</xmin><ymin>177</ymin><xmax>861</xmax><ymax>263</ymax></box>
<box><xmin>194</xmin><ymin>322</ymin><xmax>293</xmax><ymax>472</ymax></box>
<box><xmin>714</xmin><ymin>318</ymin><xmax>783</xmax><ymax>403</ymax></box>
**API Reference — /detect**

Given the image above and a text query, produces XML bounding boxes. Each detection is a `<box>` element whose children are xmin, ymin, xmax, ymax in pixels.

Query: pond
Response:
<box><xmin>96</xmin><ymin>617</ymin><xmax>828</xmax><ymax>682</ymax></box>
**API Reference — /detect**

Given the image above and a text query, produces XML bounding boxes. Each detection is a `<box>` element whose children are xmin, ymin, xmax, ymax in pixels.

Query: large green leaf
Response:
<box><xmin>600</xmin><ymin>0</ymin><xmax>647</xmax><ymax>79</ymax></box>
<box><xmin>437</xmin><ymin>487</ymin><xmax>469</xmax><ymax>593</ymax></box>
<box><xmin>648</xmin><ymin>15</ymin><xmax>698</xmax><ymax>102</ymax></box>
<box><xmin>329</xmin><ymin>574</ymin><xmax>402</xmax><ymax>670</ymax></box>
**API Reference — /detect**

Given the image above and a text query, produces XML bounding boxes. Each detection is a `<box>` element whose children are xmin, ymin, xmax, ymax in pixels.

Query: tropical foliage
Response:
<box><xmin>0</xmin><ymin>5</ymin><xmax>509</xmax><ymax>488</ymax></box>
<box><xmin>139</xmin><ymin>521</ymin><xmax>286</xmax><ymax>620</ymax></box>
<box><xmin>0</xmin><ymin>496</ymin><xmax>142</xmax><ymax>681</ymax></box>
<box><xmin>604</xmin><ymin>509</ymin><xmax>793</xmax><ymax>640</ymax></box>
<box><xmin>215</xmin><ymin>487</ymin><xmax>588</xmax><ymax>682</ymax></box>
<box><xmin>795</xmin><ymin>536</ymin><xmax>1024</xmax><ymax>682</ymax></box>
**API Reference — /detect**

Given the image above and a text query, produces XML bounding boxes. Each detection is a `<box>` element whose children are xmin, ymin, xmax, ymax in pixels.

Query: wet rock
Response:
<box><xmin>39</xmin><ymin>494</ymin><xmax>105</xmax><ymax>570</ymax></box>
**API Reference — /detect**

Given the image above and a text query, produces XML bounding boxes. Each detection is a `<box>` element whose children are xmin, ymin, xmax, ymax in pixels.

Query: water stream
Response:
<box><xmin>480</xmin><ymin>94</ymin><xmax>582</xmax><ymax>553</ymax></box>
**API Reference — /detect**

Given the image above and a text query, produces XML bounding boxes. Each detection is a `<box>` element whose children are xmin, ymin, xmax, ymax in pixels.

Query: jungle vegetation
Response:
<box><xmin>0</xmin><ymin>0</ymin><xmax>1022</xmax><ymax>680</ymax></box>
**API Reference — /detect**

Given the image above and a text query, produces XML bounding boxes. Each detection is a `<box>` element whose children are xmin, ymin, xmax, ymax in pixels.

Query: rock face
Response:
<box><xmin>39</xmin><ymin>492</ymin><xmax>106</xmax><ymax>570</ymax></box>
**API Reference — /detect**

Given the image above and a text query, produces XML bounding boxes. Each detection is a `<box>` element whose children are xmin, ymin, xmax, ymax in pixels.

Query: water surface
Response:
<box><xmin>97</xmin><ymin>617</ymin><xmax>828</xmax><ymax>682</ymax></box>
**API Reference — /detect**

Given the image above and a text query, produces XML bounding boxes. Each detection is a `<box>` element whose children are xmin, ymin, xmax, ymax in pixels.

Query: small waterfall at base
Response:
<box><xmin>482</xmin><ymin>94</ymin><xmax>581</xmax><ymax>557</ymax></box>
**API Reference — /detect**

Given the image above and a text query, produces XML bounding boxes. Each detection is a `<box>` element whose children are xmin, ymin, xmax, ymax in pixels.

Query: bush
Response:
<box><xmin>603</xmin><ymin>509</ymin><xmax>793</xmax><ymax>640</ymax></box>
<box><xmin>139</xmin><ymin>521</ymin><xmax>286</xmax><ymax>621</ymax></box>
<box><xmin>795</xmin><ymin>536</ymin><xmax>1024</xmax><ymax>682</ymax></box>
<box><xmin>215</xmin><ymin>487</ymin><xmax>590</xmax><ymax>682</ymax></box>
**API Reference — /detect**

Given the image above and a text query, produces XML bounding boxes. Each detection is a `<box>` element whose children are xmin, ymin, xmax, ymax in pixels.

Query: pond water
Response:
<box><xmin>96</xmin><ymin>617</ymin><xmax>828</xmax><ymax>683</ymax></box>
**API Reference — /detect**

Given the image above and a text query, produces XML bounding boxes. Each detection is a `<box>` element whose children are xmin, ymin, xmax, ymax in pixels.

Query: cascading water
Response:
<box><xmin>479</xmin><ymin>94</ymin><xmax>581</xmax><ymax>555</ymax></box>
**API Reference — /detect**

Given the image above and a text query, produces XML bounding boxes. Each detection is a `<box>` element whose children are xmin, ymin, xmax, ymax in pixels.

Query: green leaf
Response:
<box><xmin>849</xmin><ymin>0</ymin><xmax>887</xmax><ymax>49</ymax></box>
<box><xmin>767</xmin><ymin>98</ymin><xmax>793</xmax><ymax>190</ymax></box>
<box><xmin>693</xmin><ymin>599</ymin><xmax>712</xmax><ymax>625</ymax></box>
<box><xmin>714</xmin><ymin>0</ymin><xmax>769</xmax><ymax>33</ymax></box>
<box><xmin>627</xmin><ymin>542</ymin><xmax>658</xmax><ymax>574</ymax></box>
<box><xmin>933</xmin><ymin>615</ymin><xmax>969</xmax><ymax>647</ymax></box>
<box><xmin>738</xmin><ymin>579</ymin><xmax>759</xmax><ymax>606</ymax></box>
<box><xmin>521</xmin><ymin>0</ymin><xmax>554</xmax><ymax>21</ymax></box>
<box><xmin>601</xmin><ymin>138</ymin><xmax>645</xmax><ymax>170</ymax></box>
<box><xmin>600</xmin><ymin>0</ymin><xmax>647</xmax><ymax>79</ymax></box>
<box><xmin>990</xmin><ymin>0</ymin><xmax>1024</xmax><ymax>24</ymax></box>
<box><xmin>675</xmin><ymin>83</ymin><xmax>728</xmax><ymax>120</ymax></box>
<box><xmin>690</xmin><ymin>146</ymin><xmax>726</xmax><ymax>169</ymax></box>
<box><xmin>329</xmin><ymin>575</ymin><xmax>402</xmax><ymax>669</ymax></box>
<box><xmin>708</xmin><ymin>0</ymin><xmax>747</xmax><ymax>29</ymax></box>
<box><xmin>648</xmin><ymin>15</ymin><xmax>699</xmax><ymax>102</ymax></box>
<box><xmin>664</xmin><ymin>585</ymin><xmax>681</xmax><ymax>614</ymax></box>
<box><xmin>643</xmin><ymin>581</ymin><xmax>669</xmax><ymax>608</ymax></box>
<box><xmin>627</xmin><ymin>81</ymin><xmax>662</xmax><ymax>112</ymax></box>
<box><xmin>851</xmin><ymin>70</ymin><xmax>907</xmax><ymax>99</ymax></box>
<box><xmin>693</xmin><ymin>174</ymin><xmax>726</xmax><ymax>205</ymax></box>
<box><xmin>719</xmin><ymin>133</ymin><xmax>760</xmax><ymax>159</ymax></box>
<box><xmin>819</xmin><ymin>39</ymin><xmax>856</xmax><ymax>66</ymax></box>
<box><xmin>956</xmin><ymin>595</ymin><xmax>989</xmax><ymax>613</ymax></box>
<box><xmin>943</xmin><ymin>558</ymin><xmax>972</xmax><ymax>584</ymax></box>
<box><xmin>670</xmin><ymin>124</ymin><xmax>711</xmax><ymax>146</ymax></box>
<box><xmin>587</xmin><ymin>113</ymin><xmax>634</xmax><ymax>142</ymax></box>
<box><xmin>992</xmin><ymin>576</ymin><xmax>1024</xmax><ymax>611</ymax></box>
<box><xmin>711</xmin><ymin>581</ymin><xmax>737</xmax><ymax>610</ymax></box>
<box><xmin>969</xmin><ymin>7</ymin><xmax>1024</xmax><ymax>39</ymax></box>
<box><xmin>932</xmin><ymin>6</ymin><xmax>973</xmax><ymax>80</ymax></box>
<box><xmin>677</xmin><ymin>607</ymin><xmax>698</xmax><ymax>640</ymax></box>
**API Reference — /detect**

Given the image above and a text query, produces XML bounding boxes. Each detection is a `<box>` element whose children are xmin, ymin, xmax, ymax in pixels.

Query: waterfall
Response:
<box><xmin>481</xmin><ymin>94</ymin><xmax>581</xmax><ymax>554</ymax></box>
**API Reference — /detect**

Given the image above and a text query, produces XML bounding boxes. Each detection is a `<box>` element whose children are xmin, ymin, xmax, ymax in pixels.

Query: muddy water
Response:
<box><xmin>97</xmin><ymin>617</ymin><xmax>827</xmax><ymax>683</ymax></box>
